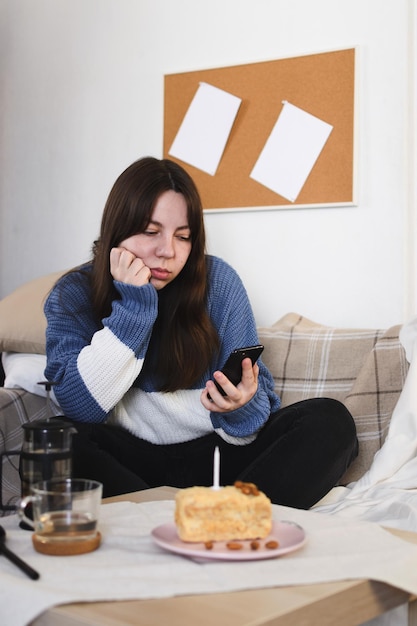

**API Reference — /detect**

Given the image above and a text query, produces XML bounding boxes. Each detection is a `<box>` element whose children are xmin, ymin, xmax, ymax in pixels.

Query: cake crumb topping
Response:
<box><xmin>234</xmin><ymin>481</ymin><xmax>260</xmax><ymax>496</ymax></box>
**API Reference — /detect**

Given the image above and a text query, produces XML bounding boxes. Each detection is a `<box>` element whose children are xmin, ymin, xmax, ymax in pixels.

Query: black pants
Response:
<box><xmin>71</xmin><ymin>397</ymin><xmax>358</xmax><ymax>509</ymax></box>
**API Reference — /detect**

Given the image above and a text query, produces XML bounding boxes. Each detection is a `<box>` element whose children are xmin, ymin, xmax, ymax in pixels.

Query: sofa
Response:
<box><xmin>0</xmin><ymin>271</ymin><xmax>409</xmax><ymax>513</ymax></box>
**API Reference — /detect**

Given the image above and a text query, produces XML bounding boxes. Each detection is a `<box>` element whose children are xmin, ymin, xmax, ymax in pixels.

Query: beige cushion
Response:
<box><xmin>258</xmin><ymin>313</ymin><xmax>409</xmax><ymax>484</ymax></box>
<box><xmin>0</xmin><ymin>271</ymin><xmax>65</xmax><ymax>354</ymax></box>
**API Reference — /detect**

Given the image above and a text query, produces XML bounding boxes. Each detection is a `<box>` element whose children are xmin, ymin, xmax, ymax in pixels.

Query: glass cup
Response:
<box><xmin>18</xmin><ymin>478</ymin><xmax>103</xmax><ymax>555</ymax></box>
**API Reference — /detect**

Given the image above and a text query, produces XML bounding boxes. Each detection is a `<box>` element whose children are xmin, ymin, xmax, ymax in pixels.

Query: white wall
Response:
<box><xmin>0</xmin><ymin>0</ymin><xmax>415</xmax><ymax>329</ymax></box>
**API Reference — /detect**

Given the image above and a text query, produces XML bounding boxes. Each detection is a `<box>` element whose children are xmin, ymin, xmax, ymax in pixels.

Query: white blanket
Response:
<box><xmin>314</xmin><ymin>315</ymin><xmax>417</xmax><ymax>531</ymax></box>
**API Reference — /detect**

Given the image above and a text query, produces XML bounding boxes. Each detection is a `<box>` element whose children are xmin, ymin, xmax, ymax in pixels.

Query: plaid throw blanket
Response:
<box><xmin>258</xmin><ymin>313</ymin><xmax>409</xmax><ymax>484</ymax></box>
<box><xmin>0</xmin><ymin>389</ymin><xmax>61</xmax><ymax>512</ymax></box>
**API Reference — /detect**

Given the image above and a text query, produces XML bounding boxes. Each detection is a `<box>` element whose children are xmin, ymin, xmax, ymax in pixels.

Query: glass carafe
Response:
<box><xmin>19</xmin><ymin>417</ymin><xmax>77</xmax><ymax>498</ymax></box>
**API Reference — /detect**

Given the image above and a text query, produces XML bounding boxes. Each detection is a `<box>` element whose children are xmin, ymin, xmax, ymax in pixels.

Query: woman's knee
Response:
<box><xmin>276</xmin><ymin>397</ymin><xmax>358</xmax><ymax>455</ymax></box>
<box><xmin>315</xmin><ymin>398</ymin><xmax>357</xmax><ymax>436</ymax></box>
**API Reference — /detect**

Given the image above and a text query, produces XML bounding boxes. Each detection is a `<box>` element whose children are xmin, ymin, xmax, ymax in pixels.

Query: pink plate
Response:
<box><xmin>151</xmin><ymin>520</ymin><xmax>306</xmax><ymax>561</ymax></box>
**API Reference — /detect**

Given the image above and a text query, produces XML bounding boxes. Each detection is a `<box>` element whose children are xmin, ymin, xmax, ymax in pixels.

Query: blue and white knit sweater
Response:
<box><xmin>44</xmin><ymin>255</ymin><xmax>280</xmax><ymax>446</ymax></box>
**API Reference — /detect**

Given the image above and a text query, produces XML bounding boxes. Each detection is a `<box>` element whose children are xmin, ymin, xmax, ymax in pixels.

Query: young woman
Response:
<box><xmin>44</xmin><ymin>157</ymin><xmax>358</xmax><ymax>507</ymax></box>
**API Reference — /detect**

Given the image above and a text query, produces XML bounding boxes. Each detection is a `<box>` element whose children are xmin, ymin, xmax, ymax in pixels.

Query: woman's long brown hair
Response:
<box><xmin>90</xmin><ymin>157</ymin><xmax>219</xmax><ymax>391</ymax></box>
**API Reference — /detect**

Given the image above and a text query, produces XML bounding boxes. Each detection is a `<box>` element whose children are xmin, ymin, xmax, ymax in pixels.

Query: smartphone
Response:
<box><xmin>210</xmin><ymin>344</ymin><xmax>264</xmax><ymax>398</ymax></box>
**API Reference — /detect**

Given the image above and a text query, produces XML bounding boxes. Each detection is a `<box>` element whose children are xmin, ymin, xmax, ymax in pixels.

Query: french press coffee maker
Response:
<box><xmin>0</xmin><ymin>382</ymin><xmax>77</xmax><ymax>512</ymax></box>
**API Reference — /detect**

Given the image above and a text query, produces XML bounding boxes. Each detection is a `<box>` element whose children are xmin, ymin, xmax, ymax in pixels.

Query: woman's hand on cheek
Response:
<box><xmin>110</xmin><ymin>247</ymin><xmax>151</xmax><ymax>286</ymax></box>
<box><xmin>200</xmin><ymin>359</ymin><xmax>259</xmax><ymax>413</ymax></box>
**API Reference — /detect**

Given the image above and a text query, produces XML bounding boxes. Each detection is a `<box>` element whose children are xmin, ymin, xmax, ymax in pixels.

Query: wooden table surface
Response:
<box><xmin>32</xmin><ymin>487</ymin><xmax>417</xmax><ymax>626</ymax></box>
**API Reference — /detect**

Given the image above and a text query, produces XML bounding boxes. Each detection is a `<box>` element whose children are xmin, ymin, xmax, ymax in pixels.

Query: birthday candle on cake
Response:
<box><xmin>212</xmin><ymin>446</ymin><xmax>220</xmax><ymax>490</ymax></box>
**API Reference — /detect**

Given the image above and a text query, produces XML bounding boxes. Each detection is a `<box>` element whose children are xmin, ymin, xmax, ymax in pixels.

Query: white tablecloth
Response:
<box><xmin>1</xmin><ymin>499</ymin><xmax>417</xmax><ymax>626</ymax></box>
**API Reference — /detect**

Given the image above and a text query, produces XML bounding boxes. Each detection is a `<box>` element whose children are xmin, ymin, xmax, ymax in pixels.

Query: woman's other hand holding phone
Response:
<box><xmin>201</xmin><ymin>358</ymin><xmax>259</xmax><ymax>412</ymax></box>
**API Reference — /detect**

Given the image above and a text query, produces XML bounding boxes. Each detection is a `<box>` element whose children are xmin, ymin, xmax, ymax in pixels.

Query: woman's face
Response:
<box><xmin>119</xmin><ymin>190</ymin><xmax>192</xmax><ymax>290</ymax></box>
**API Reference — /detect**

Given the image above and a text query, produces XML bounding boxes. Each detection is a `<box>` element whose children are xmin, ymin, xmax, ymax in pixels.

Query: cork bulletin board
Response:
<box><xmin>163</xmin><ymin>48</ymin><xmax>356</xmax><ymax>211</ymax></box>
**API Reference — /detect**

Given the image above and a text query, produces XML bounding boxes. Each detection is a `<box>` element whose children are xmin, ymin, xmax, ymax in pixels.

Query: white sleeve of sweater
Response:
<box><xmin>77</xmin><ymin>326</ymin><xmax>144</xmax><ymax>413</ymax></box>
